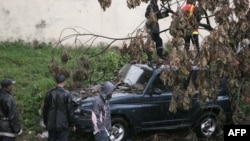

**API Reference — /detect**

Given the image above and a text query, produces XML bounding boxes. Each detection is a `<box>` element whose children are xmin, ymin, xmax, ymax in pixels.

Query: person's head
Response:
<box><xmin>55</xmin><ymin>74</ymin><xmax>66</xmax><ymax>86</ymax></box>
<box><xmin>1</xmin><ymin>78</ymin><xmax>16</xmax><ymax>92</ymax></box>
<box><xmin>151</xmin><ymin>0</ymin><xmax>158</xmax><ymax>3</ymax></box>
<box><xmin>187</xmin><ymin>0</ymin><xmax>196</xmax><ymax>5</ymax></box>
<box><xmin>100</xmin><ymin>81</ymin><xmax>116</xmax><ymax>100</ymax></box>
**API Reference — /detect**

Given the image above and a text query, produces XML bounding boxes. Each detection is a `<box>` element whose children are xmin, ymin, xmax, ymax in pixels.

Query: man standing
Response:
<box><xmin>0</xmin><ymin>78</ymin><xmax>22</xmax><ymax>141</ymax></box>
<box><xmin>91</xmin><ymin>81</ymin><xmax>116</xmax><ymax>141</ymax></box>
<box><xmin>181</xmin><ymin>0</ymin><xmax>201</xmax><ymax>57</ymax></box>
<box><xmin>145</xmin><ymin>0</ymin><xmax>170</xmax><ymax>61</ymax></box>
<box><xmin>43</xmin><ymin>74</ymin><xmax>75</xmax><ymax>141</ymax></box>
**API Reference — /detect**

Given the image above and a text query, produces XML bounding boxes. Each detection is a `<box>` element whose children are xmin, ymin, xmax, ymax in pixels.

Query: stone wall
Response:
<box><xmin>0</xmin><ymin>0</ymin><xmax>213</xmax><ymax>47</ymax></box>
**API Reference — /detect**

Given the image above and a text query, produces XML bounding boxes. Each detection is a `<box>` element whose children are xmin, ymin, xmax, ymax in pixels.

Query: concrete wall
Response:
<box><xmin>0</xmin><ymin>0</ymin><xmax>213</xmax><ymax>47</ymax></box>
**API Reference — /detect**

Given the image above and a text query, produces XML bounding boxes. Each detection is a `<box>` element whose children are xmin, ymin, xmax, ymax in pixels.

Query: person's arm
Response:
<box><xmin>159</xmin><ymin>8</ymin><xmax>169</xmax><ymax>19</ymax></box>
<box><xmin>42</xmin><ymin>92</ymin><xmax>49</xmax><ymax>128</ymax></box>
<box><xmin>7</xmin><ymin>96</ymin><xmax>22</xmax><ymax>134</ymax></box>
<box><xmin>194</xmin><ymin>6</ymin><xmax>202</xmax><ymax>24</ymax></box>
<box><xmin>91</xmin><ymin>98</ymin><xmax>101</xmax><ymax>134</ymax></box>
<box><xmin>145</xmin><ymin>5</ymin><xmax>151</xmax><ymax>18</ymax></box>
<box><xmin>194</xmin><ymin>6</ymin><xmax>213</xmax><ymax>31</ymax></box>
<box><xmin>66</xmin><ymin>93</ymin><xmax>75</xmax><ymax>128</ymax></box>
<box><xmin>105</xmin><ymin>101</ymin><xmax>112</xmax><ymax>132</ymax></box>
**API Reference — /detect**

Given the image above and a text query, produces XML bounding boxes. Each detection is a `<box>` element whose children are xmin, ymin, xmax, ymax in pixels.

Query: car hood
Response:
<box><xmin>73</xmin><ymin>90</ymin><xmax>140</xmax><ymax>107</ymax></box>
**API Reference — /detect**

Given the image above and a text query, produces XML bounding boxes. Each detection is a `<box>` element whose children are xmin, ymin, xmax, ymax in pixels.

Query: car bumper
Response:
<box><xmin>73</xmin><ymin>115</ymin><xmax>92</xmax><ymax>132</ymax></box>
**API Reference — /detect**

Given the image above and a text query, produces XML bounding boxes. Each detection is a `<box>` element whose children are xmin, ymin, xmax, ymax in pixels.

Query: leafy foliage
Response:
<box><xmin>48</xmin><ymin>45</ymin><xmax>128</xmax><ymax>90</ymax></box>
<box><xmin>97</xmin><ymin>0</ymin><xmax>250</xmax><ymax>123</ymax></box>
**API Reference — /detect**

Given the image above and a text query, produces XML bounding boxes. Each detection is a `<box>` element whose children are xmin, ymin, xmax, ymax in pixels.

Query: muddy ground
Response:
<box><xmin>16</xmin><ymin>128</ymin><xmax>223</xmax><ymax>141</ymax></box>
<box><xmin>17</xmin><ymin>116</ymin><xmax>250</xmax><ymax>141</ymax></box>
<box><xmin>68</xmin><ymin>128</ymin><xmax>223</xmax><ymax>141</ymax></box>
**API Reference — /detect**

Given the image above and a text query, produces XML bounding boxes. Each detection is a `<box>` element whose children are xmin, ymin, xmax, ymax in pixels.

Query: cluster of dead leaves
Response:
<box><xmin>167</xmin><ymin>0</ymin><xmax>250</xmax><ymax>124</ymax></box>
<box><xmin>120</xmin><ymin>29</ymin><xmax>160</xmax><ymax>64</ymax></box>
<box><xmin>127</xmin><ymin>0</ymin><xmax>143</xmax><ymax>9</ymax></box>
<box><xmin>98</xmin><ymin>0</ymin><xmax>111</xmax><ymax>11</ymax></box>
<box><xmin>49</xmin><ymin>48</ymin><xmax>90</xmax><ymax>90</ymax></box>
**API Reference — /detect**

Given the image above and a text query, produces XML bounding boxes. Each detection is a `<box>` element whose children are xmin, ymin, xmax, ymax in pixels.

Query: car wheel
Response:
<box><xmin>194</xmin><ymin>112</ymin><xmax>218</xmax><ymax>138</ymax></box>
<box><xmin>111</xmin><ymin>117</ymin><xmax>129</xmax><ymax>141</ymax></box>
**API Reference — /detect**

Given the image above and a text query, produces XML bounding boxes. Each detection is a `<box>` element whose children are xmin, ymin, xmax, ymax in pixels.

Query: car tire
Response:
<box><xmin>111</xmin><ymin>117</ymin><xmax>129</xmax><ymax>141</ymax></box>
<box><xmin>194</xmin><ymin>112</ymin><xmax>219</xmax><ymax>138</ymax></box>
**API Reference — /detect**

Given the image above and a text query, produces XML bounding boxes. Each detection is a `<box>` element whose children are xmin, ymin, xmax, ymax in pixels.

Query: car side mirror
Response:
<box><xmin>150</xmin><ymin>88</ymin><xmax>162</xmax><ymax>95</ymax></box>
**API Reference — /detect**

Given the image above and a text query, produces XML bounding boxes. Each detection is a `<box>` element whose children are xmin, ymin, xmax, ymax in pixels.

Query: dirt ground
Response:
<box><xmin>68</xmin><ymin>128</ymin><xmax>224</xmax><ymax>141</ymax></box>
<box><xmin>16</xmin><ymin>129</ymin><xmax>223</xmax><ymax>141</ymax></box>
<box><xmin>16</xmin><ymin>116</ymin><xmax>250</xmax><ymax>141</ymax></box>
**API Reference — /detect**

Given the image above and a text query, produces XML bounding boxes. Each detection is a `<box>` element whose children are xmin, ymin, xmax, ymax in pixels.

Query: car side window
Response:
<box><xmin>151</xmin><ymin>74</ymin><xmax>172</xmax><ymax>92</ymax></box>
<box><xmin>184</xmin><ymin>70</ymin><xmax>198</xmax><ymax>90</ymax></box>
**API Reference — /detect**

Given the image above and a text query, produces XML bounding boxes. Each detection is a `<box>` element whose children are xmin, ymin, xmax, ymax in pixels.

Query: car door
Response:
<box><xmin>141</xmin><ymin>72</ymin><xmax>174</xmax><ymax>129</ymax></box>
<box><xmin>167</xmin><ymin>70</ymin><xmax>200</xmax><ymax>124</ymax></box>
<box><xmin>141</xmin><ymin>92</ymin><xmax>172</xmax><ymax>129</ymax></box>
<box><xmin>140</xmin><ymin>69</ymin><xmax>200</xmax><ymax>129</ymax></box>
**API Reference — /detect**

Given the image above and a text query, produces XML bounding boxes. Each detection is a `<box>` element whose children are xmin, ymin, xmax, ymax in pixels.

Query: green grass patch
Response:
<box><xmin>0</xmin><ymin>40</ymin><xmax>127</xmax><ymax>139</ymax></box>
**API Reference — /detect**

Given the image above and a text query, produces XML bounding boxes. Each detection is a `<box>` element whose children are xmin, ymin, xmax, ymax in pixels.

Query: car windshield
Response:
<box><xmin>117</xmin><ymin>63</ymin><xmax>153</xmax><ymax>90</ymax></box>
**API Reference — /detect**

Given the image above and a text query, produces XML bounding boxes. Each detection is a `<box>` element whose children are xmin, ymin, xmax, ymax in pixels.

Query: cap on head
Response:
<box><xmin>1</xmin><ymin>78</ymin><xmax>16</xmax><ymax>88</ymax></box>
<box><xmin>55</xmin><ymin>74</ymin><xmax>66</xmax><ymax>83</ymax></box>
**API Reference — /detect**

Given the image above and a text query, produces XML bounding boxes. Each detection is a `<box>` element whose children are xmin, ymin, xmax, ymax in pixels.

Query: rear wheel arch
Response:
<box><xmin>203</xmin><ymin>107</ymin><xmax>228</xmax><ymax>124</ymax></box>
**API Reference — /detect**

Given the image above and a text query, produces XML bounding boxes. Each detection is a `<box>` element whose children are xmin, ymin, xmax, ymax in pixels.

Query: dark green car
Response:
<box><xmin>72</xmin><ymin>63</ymin><xmax>232</xmax><ymax>141</ymax></box>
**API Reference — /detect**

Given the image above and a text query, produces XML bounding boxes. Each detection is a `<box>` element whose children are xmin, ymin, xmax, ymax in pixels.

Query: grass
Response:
<box><xmin>0</xmin><ymin>41</ymin><xmax>54</xmax><ymax>134</ymax></box>
<box><xmin>0</xmin><ymin>40</ymin><xmax>127</xmax><ymax>140</ymax></box>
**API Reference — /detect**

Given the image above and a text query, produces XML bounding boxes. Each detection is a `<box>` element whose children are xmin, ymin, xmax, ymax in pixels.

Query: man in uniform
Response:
<box><xmin>0</xmin><ymin>78</ymin><xmax>22</xmax><ymax>141</ymax></box>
